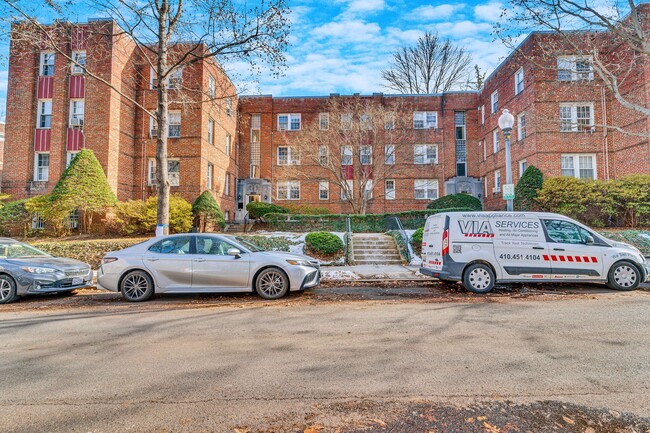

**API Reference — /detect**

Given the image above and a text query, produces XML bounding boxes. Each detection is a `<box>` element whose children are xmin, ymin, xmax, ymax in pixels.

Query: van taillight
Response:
<box><xmin>442</xmin><ymin>229</ymin><xmax>449</xmax><ymax>256</ymax></box>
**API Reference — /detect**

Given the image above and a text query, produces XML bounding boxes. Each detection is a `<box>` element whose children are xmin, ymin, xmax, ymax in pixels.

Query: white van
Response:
<box><xmin>420</xmin><ymin>212</ymin><xmax>648</xmax><ymax>293</ymax></box>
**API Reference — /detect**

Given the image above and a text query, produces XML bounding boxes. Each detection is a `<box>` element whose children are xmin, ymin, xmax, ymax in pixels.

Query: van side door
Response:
<box><xmin>491</xmin><ymin>215</ymin><xmax>551</xmax><ymax>280</ymax></box>
<box><xmin>541</xmin><ymin>219</ymin><xmax>604</xmax><ymax>280</ymax></box>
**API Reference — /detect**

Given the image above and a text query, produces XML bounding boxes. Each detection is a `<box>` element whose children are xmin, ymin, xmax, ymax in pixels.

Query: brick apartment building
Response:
<box><xmin>2</xmin><ymin>19</ymin><xmax>649</xmax><ymax>223</ymax></box>
<box><xmin>0</xmin><ymin>121</ymin><xmax>5</xmax><ymax>184</ymax></box>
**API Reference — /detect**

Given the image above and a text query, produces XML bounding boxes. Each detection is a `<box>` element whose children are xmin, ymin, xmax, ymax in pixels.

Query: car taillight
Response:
<box><xmin>101</xmin><ymin>257</ymin><xmax>118</xmax><ymax>265</ymax></box>
<box><xmin>442</xmin><ymin>229</ymin><xmax>449</xmax><ymax>256</ymax></box>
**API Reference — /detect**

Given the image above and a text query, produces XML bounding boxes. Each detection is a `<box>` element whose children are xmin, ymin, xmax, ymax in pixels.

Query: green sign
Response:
<box><xmin>503</xmin><ymin>184</ymin><xmax>515</xmax><ymax>200</ymax></box>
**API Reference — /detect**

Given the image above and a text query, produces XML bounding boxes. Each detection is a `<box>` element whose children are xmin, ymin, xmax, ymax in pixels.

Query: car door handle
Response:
<box><xmin>146</xmin><ymin>258</ymin><xmax>159</xmax><ymax>262</ymax></box>
<box><xmin>532</xmin><ymin>246</ymin><xmax>545</xmax><ymax>250</ymax></box>
<box><xmin>193</xmin><ymin>258</ymin><xmax>206</xmax><ymax>262</ymax></box>
<box><xmin>553</xmin><ymin>248</ymin><xmax>565</xmax><ymax>251</ymax></box>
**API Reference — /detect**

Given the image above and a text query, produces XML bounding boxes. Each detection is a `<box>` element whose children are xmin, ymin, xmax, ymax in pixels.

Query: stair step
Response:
<box><xmin>354</xmin><ymin>259</ymin><xmax>404</xmax><ymax>265</ymax></box>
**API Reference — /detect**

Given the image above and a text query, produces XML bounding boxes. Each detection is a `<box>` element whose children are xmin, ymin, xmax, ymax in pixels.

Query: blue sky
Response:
<box><xmin>0</xmin><ymin>0</ymin><xmax>511</xmax><ymax>120</ymax></box>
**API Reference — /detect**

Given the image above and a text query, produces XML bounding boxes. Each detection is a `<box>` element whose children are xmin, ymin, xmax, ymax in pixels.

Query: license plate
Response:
<box><xmin>72</xmin><ymin>277</ymin><xmax>83</xmax><ymax>285</ymax></box>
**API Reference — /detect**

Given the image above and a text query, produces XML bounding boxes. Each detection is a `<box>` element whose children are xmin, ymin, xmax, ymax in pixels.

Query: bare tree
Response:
<box><xmin>286</xmin><ymin>97</ymin><xmax>415</xmax><ymax>215</ymax></box>
<box><xmin>382</xmin><ymin>32</ymin><xmax>473</xmax><ymax>94</ymax></box>
<box><xmin>494</xmin><ymin>0</ymin><xmax>650</xmax><ymax>136</ymax></box>
<box><xmin>2</xmin><ymin>0</ymin><xmax>290</xmax><ymax>233</ymax></box>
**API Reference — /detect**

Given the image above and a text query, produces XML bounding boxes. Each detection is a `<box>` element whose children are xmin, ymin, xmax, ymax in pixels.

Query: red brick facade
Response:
<box><xmin>2</xmin><ymin>20</ymin><xmax>649</xmax><ymax>219</ymax></box>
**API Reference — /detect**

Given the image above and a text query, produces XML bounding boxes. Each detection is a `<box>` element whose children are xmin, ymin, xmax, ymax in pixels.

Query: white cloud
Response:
<box><xmin>312</xmin><ymin>20</ymin><xmax>381</xmax><ymax>42</ymax></box>
<box><xmin>435</xmin><ymin>21</ymin><xmax>492</xmax><ymax>37</ymax></box>
<box><xmin>347</xmin><ymin>0</ymin><xmax>385</xmax><ymax>13</ymax></box>
<box><xmin>408</xmin><ymin>4</ymin><xmax>465</xmax><ymax>21</ymax></box>
<box><xmin>474</xmin><ymin>1</ymin><xmax>504</xmax><ymax>22</ymax></box>
<box><xmin>0</xmin><ymin>70</ymin><xmax>7</xmax><ymax>92</ymax></box>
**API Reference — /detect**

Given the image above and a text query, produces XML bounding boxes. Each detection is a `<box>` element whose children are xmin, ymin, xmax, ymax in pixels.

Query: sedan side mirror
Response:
<box><xmin>227</xmin><ymin>248</ymin><xmax>241</xmax><ymax>258</ymax></box>
<box><xmin>585</xmin><ymin>235</ymin><xmax>595</xmax><ymax>245</ymax></box>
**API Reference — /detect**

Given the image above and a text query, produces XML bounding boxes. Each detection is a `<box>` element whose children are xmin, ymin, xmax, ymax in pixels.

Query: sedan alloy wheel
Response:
<box><xmin>255</xmin><ymin>268</ymin><xmax>289</xmax><ymax>300</ymax></box>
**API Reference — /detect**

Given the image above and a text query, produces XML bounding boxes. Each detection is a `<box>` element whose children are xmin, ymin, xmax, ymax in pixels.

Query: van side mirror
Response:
<box><xmin>227</xmin><ymin>248</ymin><xmax>241</xmax><ymax>258</ymax></box>
<box><xmin>585</xmin><ymin>235</ymin><xmax>594</xmax><ymax>245</ymax></box>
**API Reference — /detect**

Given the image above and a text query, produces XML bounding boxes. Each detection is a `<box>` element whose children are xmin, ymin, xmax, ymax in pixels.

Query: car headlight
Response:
<box><xmin>21</xmin><ymin>266</ymin><xmax>58</xmax><ymax>274</ymax></box>
<box><xmin>101</xmin><ymin>257</ymin><xmax>119</xmax><ymax>265</ymax></box>
<box><xmin>286</xmin><ymin>259</ymin><xmax>313</xmax><ymax>267</ymax></box>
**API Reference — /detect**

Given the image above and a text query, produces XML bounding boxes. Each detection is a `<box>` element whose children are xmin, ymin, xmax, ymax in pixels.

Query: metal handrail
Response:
<box><xmin>345</xmin><ymin>217</ymin><xmax>353</xmax><ymax>265</ymax></box>
<box><xmin>393</xmin><ymin>216</ymin><xmax>412</xmax><ymax>263</ymax></box>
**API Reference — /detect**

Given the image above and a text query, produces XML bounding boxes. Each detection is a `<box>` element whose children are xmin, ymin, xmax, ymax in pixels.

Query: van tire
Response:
<box><xmin>607</xmin><ymin>261</ymin><xmax>640</xmax><ymax>291</ymax></box>
<box><xmin>462</xmin><ymin>263</ymin><xmax>495</xmax><ymax>294</ymax></box>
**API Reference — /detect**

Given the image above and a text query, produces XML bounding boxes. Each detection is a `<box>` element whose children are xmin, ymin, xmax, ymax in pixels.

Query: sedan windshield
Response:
<box><xmin>0</xmin><ymin>241</ymin><xmax>51</xmax><ymax>259</ymax></box>
<box><xmin>233</xmin><ymin>237</ymin><xmax>265</xmax><ymax>252</ymax></box>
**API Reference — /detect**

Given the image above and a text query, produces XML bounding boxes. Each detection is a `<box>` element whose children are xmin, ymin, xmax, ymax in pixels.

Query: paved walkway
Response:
<box><xmin>322</xmin><ymin>264</ymin><xmax>425</xmax><ymax>281</ymax></box>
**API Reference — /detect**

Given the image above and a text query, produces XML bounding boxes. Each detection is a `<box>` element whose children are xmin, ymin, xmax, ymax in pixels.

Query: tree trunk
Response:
<box><xmin>155</xmin><ymin>1</ymin><xmax>170</xmax><ymax>235</ymax></box>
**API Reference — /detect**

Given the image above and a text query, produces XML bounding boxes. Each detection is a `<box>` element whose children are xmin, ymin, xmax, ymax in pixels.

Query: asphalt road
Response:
<box><xmin>1</xmin><ymin>289</ymin><xmax>650</xmax><ymax>432</ymax></box>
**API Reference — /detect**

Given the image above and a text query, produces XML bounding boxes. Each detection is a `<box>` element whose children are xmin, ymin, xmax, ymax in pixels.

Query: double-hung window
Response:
<box><xmin>519</xmin><ymin>160</ymin><xmax>528</xmax><ymax>177</ymax></box>
<box><xmin>341</xmin><ymin>113</ymin><xmax>352</xmax><ymax>130</ymax></box>
<box><xmin>341</xmin><ymin>180</ymin><xmax>354</xmax><ymax>200</ymax></box>
<box><xmin>278</xmin><ymin>113</ymin><xmax>301</xmax><ymax>131</ymax></box>
<box><xmin>414</xmin><ymin>144</ymin><xmax>437</xmax><ymax>164</ymax></box>
<box><xmin>277</xmin><ymin>146</ymin><xmax>299</xmax><ymax>165</ymax></box>
<box><xmin>557</xmin><ymin>56</ymin><xmax>594</xmax><ymax>81</ymax></box>
<box><xmin>40</xmin><ymin>52</ymin><xmax>54</xmax><ymax>76</ymax></box>
<box><xmin>168</xmin><ymin>111</ymin><xmax>181</xmax><ymax>137</ymax></box>
<box><xmin>207</xmin><ymin>163</ymin><xmax>213</xmax><ymax>189</ymax></box>
<box><xmin>148</xmin><ymin>159</ymin><xmax>180</xmax><ymax>186</ymax></box>
<box><xmin>360</xmin><ymin>114</ymin><xmax>372</xmax><ymax>130</ymax></box>
<box><xmin>341</xmin><ymin>146</ymin><xmax>353</xmax><ymax>165</ymax></box>
<box><xmin>517</xmin><ymin>113</ymin><xmax>526</xmax><ymax>140</ymax></box>
<box><xmin>384</xmin><ymin>112</ymin><xmax>395</xmax><ymax>130</ymax></box>
<box><xmin>494</xmin><ymin>170</ymin><xmax>501</xmax><ymax>193</ymax></box>
<box><xmin>384</xmin><ymin>144</ymin><xmax>395</xmax><ymax>165</ymax></box>
<box><xmin>319</xmin><ymin>181</ymin><xmax>329</xmax><ymax>200</ymax></box>
<box><xmin>319</xmin><ymin>113</ymin><xmax>329</xmax><ymax>130</ymax></box>
<box><xmin>208</xmin><ymin>118</ymin><xmax>214</xmax><ymax>145</ymax></box>
<box><xmin>319</xmin><ymin>145</ymin><xmax>329</xmax><ymax>166</ymax></box>
<box><xmin>34</xmin><ymin>153</ymin><xmax>49</xmax><ymax>181</ymax></box>
<box><xmin>71</xmin><ymin>51</ymin><xmax>86</xmax><ymax>74</ymax></box>
<box><xmin>493</xmin><ymin>129</ymin><xmax>500</xmax><ymax>153</ymax></box>
<box><xmin>413</xmin><ymin>111</ymin><xmax>437</xmax><ymax>129</ymax></box>
<box><xmin>360</xmin><ymin>146</ymin><xmax>372</xmax><ymax>165</ymax></box>
<box><xmin>167</xmin><ymin>68</ymin><xmax>182</xmax><ymax>89</ymax></box>
<box><xmin>208</xmin><ymin>75</ymin><xmax>216</xmax><ymax>98</ymax></box>
<box><xmin>38</xmin><ymin>100</ymin><xmax>52</xmax><ymax>128</ymax></box>
<box><xmin>561</xmin><ymin>154</ymin><xmax>596</xmax><ymax>179</ymax></box>
<box><xmin>224</xmin><ymin>173</ymin><xmax>230</xmax><ymax>195</ymax></box>
<box><xmin>515</xmin><ymin>68</ymin><xmax>524</xmax><ymax>95</ymax></box>
<box><xmin>225</xmin><ymin>133</ymin><xmax>231</xmax><ymax>155</ymax></box>
<box><xmin>491</xmin><ymin>91</ymin><xmax>499</xmax><ymax>113</ymax></box>
<box><xmin>69</xmin><ymin>100</ymin><xmax>84</xmax><ymax>127</ymax></box>
<box><xmin>385</xmin><ymin>179</ymin><xmax>395</xmax><ymax>200</ymax></box>
<box><xmin>414</xmin><ymin>179</ymin><xmax>438</xmax><ymax>200</ymax></box>
<box><xmin>560</xmin><ymin>103</ymin><xmax>594</xmax><ymax>132</ymax></box>
<box><xmin>277</xmin><ymin>180</ymin><xmax>300</xmax><ymax>200</ymax></box>
<box><xmin>66</xmin><ymin>151</ymin><xmax>79</xmax><ymax>168</ymax></box>
<box><xmin>225</xmin><ymin>97</ymin><xmax>232</xmax><ymax>116</ymax></box>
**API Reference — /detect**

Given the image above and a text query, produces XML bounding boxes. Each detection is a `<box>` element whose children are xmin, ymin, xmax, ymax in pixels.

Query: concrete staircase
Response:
<box><xmin>351</xmin><ymin>233</ymin><xmax>403</xmax><ymax>265</ymax></box>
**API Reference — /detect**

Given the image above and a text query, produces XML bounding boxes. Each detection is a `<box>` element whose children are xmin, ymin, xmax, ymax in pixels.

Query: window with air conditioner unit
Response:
<box><xmin>557</xmin><ymin>56</ymin><xmax>594</xmax><ymax>81</ymax></box>
<box><xmin>69</xmin><ymin>100</ymin><xmax>85</xmax><ymax>127</ymax></box>
<box><xmin>414</xmin><ymin>179</ymin><xmax>438</xmax><ymax>200</ymax></box>
<box><xmin>277</xmin><ymin>146</ymin><xmax>300</xmax><ymax>165</ymax></box>
<box><xmin>414</xmin><ymin>144</ymin><xmax>437</xmax><ymax>164</ymax></box>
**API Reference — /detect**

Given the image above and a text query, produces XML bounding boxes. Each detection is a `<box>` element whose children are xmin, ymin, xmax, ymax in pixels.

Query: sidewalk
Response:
<box><xmin>321</xmin><ymin>264</ymin><xmax>425</xmax><ymax>281</ymax></box>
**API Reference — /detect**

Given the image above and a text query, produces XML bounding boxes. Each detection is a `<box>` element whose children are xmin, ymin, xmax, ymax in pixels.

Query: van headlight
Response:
<box><xmin>22</xmin><ymin>266</ymin><xmax>57</xmax><ymax>274</ymax></box>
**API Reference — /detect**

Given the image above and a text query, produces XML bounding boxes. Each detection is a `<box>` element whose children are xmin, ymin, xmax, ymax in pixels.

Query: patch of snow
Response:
<box><xmin>320</xmin><ymin>270</ymin><xmax>359</xmax><ymax>281</ymax></box>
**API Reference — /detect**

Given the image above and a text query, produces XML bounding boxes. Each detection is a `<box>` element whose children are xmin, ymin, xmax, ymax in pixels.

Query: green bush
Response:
<box><xmin>246</xmin><ymin>202</ymin><xmax>289</xmax><ymax>219</ymax></box>
<box><xmin>111</xmin><ymin>195</ymin><xmax>193</xmax><ymax>235</ymax></box>
<box><xmin>427</xmin><ymin>194</ymin><xmax>482</xmax><ymax>211</ymax></box>
<box><xmin>33</xmin><ymin>238</ymin><xmax>147</xmax><ymax>269</ymax></box>
<box><xmin>305</xmin><ymin>232</ymin><xmax>344</xmax><ymax>256</ymax></box>
<box><xmin>284</xmin><ymin>203</ymin><xmax>330</xmax><ymax>215</ymax></box>
<box><xmin>411</xmin><ymin>227</ymin><xmax>424</xmax><ymax>256</ymax></box>
<box><xmin>0</xmin><ymin>199</ymin><xmax>33</xmax><ymax>236</ymax></box>
<box><xmin>192</xmin><ymin>191</ymin><xmax>226</xmax><ymax>232</ymax></box>
<box><xmin>537</xmin><ymin>177</ymin><xmax>615</xmax><ymax>227</ymax></box>
<box><xmin>514</xmin><ymin>165</ymin><xmax>543</xmax><ymax>211</ymax></box>
<box><xmin>608</xmin><ymin>175</ymin><xmax>650</xmax><ymax>227</ymax></box>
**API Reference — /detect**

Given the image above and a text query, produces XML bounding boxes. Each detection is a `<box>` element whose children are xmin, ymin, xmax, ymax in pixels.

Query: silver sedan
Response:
<box><xmin>97</xmin><ymin>234</ymin><xmax>321</xmax><ymax>301</ymax></box>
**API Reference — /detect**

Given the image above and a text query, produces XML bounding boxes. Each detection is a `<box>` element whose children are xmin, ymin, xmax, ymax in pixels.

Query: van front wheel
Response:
<box><xmin>607</xmin><ymin>261</ymin><xmax>640</xmax><ymax>291</ymax></box>
<box><xmin>463</xmin><ymin>264</ymin><xmax>495</xmax><ymax>294</ymax></box>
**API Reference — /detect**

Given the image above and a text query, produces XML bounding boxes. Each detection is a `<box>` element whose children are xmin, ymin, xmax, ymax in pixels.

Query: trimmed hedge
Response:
<box><xmin>305</xmin><ymin>232</ymin><xmax>344</xmax><ymax>256</ymax></box>
<box><xmin>246</xmin><ymin>202</ymin><xmax>289</xmax><ymax>219</ymax></box>
<box><xmin>262</xmin><ymin>208</ymin><xmax>473</xmax><ymax>232</ymax></box>
<box><xmin>427</xmin><ymin>194</ymin><xmax>482</xmax><ymax>211</ymax></box>
<box><xmin>32</xmin><ymin>238</ymin><xmax>147</xmax><ymax>269</ymax></box>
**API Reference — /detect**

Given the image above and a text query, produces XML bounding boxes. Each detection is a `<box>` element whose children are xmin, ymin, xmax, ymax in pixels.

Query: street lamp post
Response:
<box><xmin>498</xmin><ymin>109</ymin><xmax>515</xmax><ymax>212</ymax></box>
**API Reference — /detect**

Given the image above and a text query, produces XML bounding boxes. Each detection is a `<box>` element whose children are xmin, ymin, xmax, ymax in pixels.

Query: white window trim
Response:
<box><xmin>480</xmin><ymin>105</ymin><xmax>485</xmax><ymax>125</ymax></box>
<box><xmin>168</xmin><ymin>110</ymin><xmax>181</xmax><ymax>138</ymax></box>
<box><xmin>341</xmin><ymin>180</ymin><xmax>354</xmax><ymax>200</ymax></box>
<box><xmin>494</xmin><ymin>170</ymin><xmax>501</xmax><ymax>193</ymax></box>
<box><xmin>167</xmin><ymin>68</ymin><xmax>183</xmax><ymax>89</ymax></box>
<box><xmin>319</xmin><ymin>145</ymin><xmax>329</xmax><ymax>166</ymax></box>
<box><xmin>560</xmin><ymin>102</ymin><xmax>595</xmax><ymax>132</ymax></box>
<box><xmin>384</xmin><ymin>112</ymin><xmax>395</xmax><ymax>130</ymax></box>
<box><xmin>277</xmin><ymin>146</ymin><xmax>300</xmax><ymax>165</ymax></box>
<box><xmin>414</xmin><ymin>179</ymin><xmax>438</xmax><ymax>200</ymax></box>
<box><xmin>69</xmin><ymin>99</ymin><xmax>85</xmax><ymax>127</ymax></box>
<box><xmin>493</xmin><ymin>129</ymin><xmax>500</xmax><ymax>153</ymax></box>
<box><xmin>561</xmin><ymin>154</ymin><xmax>597</xmax><ymax>179</ymax></box>
<box><xmin>491</xmin><ymin>91</ymin><xmax>499</xmax><ymax>114</ymax></box>
<box><xmin>517</xmin><ymin>113</ymin><xmax>526</xmax><ymax>141</ymax></box>
<box><xmin>360</xmin><ymin>145</ymin><xmax>372</xmax><ymax>165</ymax></box>
<box><xmin>364</xmin><ymin>180</ymin><xmax>373</xmax><ymax>199</ymax></box>
<box><xmin>518</xmin><ymin>160</ymin><xmax>527</xmax><ymax>178</ymax></box>
<box><xmin>208</xmin><ymin>118</ymin><xmax>215</xmax><ymax>145</ymax></box>
<box><xmin>385</xmin><ymin>144</ymin><xmax>395</xmax><ymax>165</ymax></box>
<box><xmin>39</xmin><ymin>52</ymin><xmax>54</xmax><ymax>76</ymax></box>
<box><xmin>37</xmin><ymin>100</ymin><xmax>52</xmax><ymax>129</ymax></box>
<box><xmin>277</xmin><ymin>180</ymin><xmax>301</xmax><ymax>200</ymax></box>
<box><xmin>66</xmin><ymin>151</ymin><xmax>79</xmax><ymax>168</ymax></box>
<box><xmin>71</xmin><ymin>50</ymin><xmax>86</xmax><ymax>74</ymax></box>
<box><xmin>318</xmin><ymin>180</ymin><xmax>329</xmax><ymax>200</ymax></box>
<box><xmin>225</xmin><ymin>133</ymin><xmax>231</xmax><ymax>156</ymax></box>
<box><xmin>557</xmin><ymin>56</ymin><xmax>594</xmax><ymax>81</ymax></box>
<box><xmin>319</xmin><ymin>113</ymin><xmax>329</xmax><ymax>130</ymax></box>
<box><xmin>341</xmin><ymin>146</ymin><xmax>353</xmax><ymax>166</ymax></box>
<box><xmin>224</xmin><ymin>172</ymin><xmax>230</xmax><ymax>195</ymax></box>
<box><xmin>148</xmin><ymin>158</ymin><xmax>180</xmax><ymax>186</ymax></box>
<box><xmin>207</xmin><ymin>163</ymin><xmax>213</xmax><ymax>190</ymax></box>
<box><xmin>514</xmin><ymin>68</ymin><xmax>524</xmax><ymax>95</ymax></box>
<box><xmin>208</xmin><ymin>75</ymin><xmax>216</xmax><ymax>98</ymax></box>
<box><xmin>34</xmin><ymin>152</ymin><xmax>50</xmax><ymax>181</ymax></box>
<box><xmin>385</xmin><ymin>179</ymin><xmax>395</xmax><ymax>200</ymax></box>
<box><xmin>341</xmin><ymin>113</ymin><xmax>352</xmax><ymax>130</ymax></box>
<box><xmin>414</xmin><ymin>144</ymin><xmax>438</xmax><ymax>165</ymax></box>
<box><xmin>277</xmin><ymin>113</ymin><xmax>301</xmax><ymax>131</ymax></box>
<box><xmin>413</xmin><ymin>111</ymin><xmax>438</xmax><ymax>129</ymax></box>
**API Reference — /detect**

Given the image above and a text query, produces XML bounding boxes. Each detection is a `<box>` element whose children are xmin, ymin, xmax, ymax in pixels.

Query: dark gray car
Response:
<box><xmin>0</xmin><ymin>238</ymin><xmax>93</xmax><ymax>304</ymax></box>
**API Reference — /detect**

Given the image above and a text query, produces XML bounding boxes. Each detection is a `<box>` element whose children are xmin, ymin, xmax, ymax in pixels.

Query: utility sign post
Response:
<box><xmin>503</xmin><ymin>184</ymin><xmax>515</xmax><ymax>201</ymax></box>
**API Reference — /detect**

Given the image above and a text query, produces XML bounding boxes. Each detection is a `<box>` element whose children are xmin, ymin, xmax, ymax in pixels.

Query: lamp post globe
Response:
<box><xmin>498</xmin><ymin>109</ymin><xmax>515</xmax><ymax>212</ymax></box>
